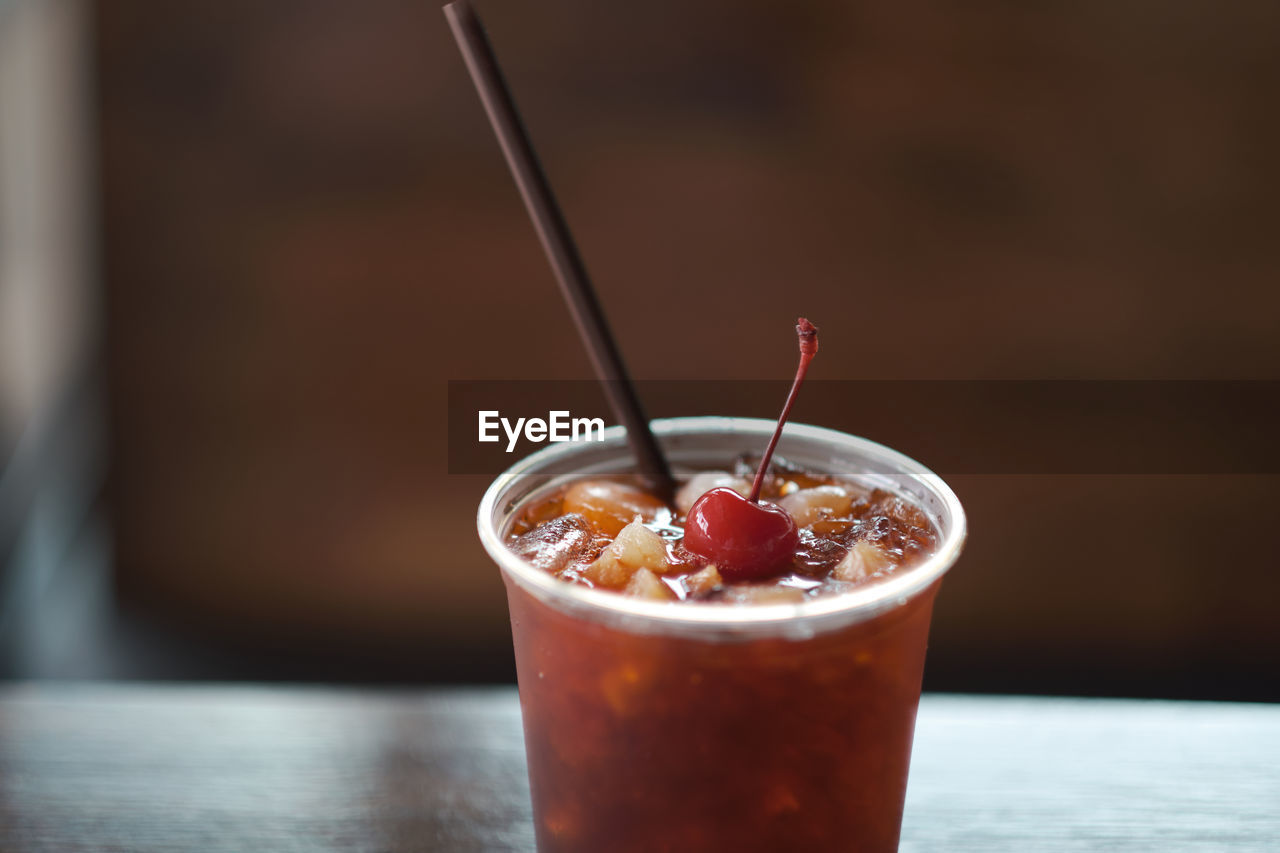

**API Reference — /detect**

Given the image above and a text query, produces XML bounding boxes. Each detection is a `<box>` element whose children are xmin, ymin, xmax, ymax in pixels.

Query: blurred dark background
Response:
<box><xmin>2</xmin><ymin>0</ymin><xmax>1277</xmax><ymax>698</ymax></box>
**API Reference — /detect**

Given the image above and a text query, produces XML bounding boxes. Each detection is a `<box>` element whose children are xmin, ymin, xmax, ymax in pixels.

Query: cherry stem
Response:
<box><xmin>749</xmin><ymin>318</ymin><xmax>819</xmax><ymax>503</ymax></box>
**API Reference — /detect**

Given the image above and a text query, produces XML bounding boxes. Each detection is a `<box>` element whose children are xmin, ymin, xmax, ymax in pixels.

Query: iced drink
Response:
<box><xmin>477</xmin><ymin>417</ymin><xmax>966</xmax><ymax>852</ymax></box>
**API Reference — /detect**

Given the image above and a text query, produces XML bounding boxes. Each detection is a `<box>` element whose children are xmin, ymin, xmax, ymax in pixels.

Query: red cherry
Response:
<box><xmin>679</xmin><ymin>318</ymin><xmax>819</xmax><ymax>584</ymax></box>
<box><xmin>684</xmin><ymin>487</ymin><xmax>799</xmax><ymax>581</ymax></box>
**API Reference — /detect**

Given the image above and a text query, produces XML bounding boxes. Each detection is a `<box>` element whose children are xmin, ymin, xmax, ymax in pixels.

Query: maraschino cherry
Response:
<box><xmin>684</xmin><ymin>318</ymin><xmax>819</xmax><ymax>581</ymax></box>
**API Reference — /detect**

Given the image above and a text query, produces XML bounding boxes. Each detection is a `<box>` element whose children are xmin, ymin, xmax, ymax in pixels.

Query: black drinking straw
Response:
<box><xmin>444</xmin><ymin>0</ymin><xmax>675</xmax><ymax>498</ymax></box>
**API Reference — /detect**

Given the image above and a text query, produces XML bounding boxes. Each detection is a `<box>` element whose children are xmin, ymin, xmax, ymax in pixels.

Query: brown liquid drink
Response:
<box><xmin>478</xmin><ymin>418</ymin><xmax>966</xmax><ymax>853</ymax></box>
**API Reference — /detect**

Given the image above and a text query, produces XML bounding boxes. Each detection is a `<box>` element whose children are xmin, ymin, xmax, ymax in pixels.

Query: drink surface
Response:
<box><xmin>506</xmin><ymin>455</ymin><xmax>939</xmax><ymax>604</ymax></box>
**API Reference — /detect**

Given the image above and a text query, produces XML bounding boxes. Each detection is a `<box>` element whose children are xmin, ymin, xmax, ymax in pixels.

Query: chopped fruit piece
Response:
<box><xmin>625</xmin><ymin>568</ymin><xmax>672</xmax><ymax>600</ymax></box>
<box><xmin>682</xmin><ymin>565</ymin><xmax>723</xmax><ymax>598</ymax></box>
<box><xmin>584</xmin><ymin>520</ymin><xmax>670</xmax><ymax>588</ymax></box>
<box><xmin>833</xmin><ymin>540</ymin><xmax>894</xmax><ymax>581</ymax></box>
<box><xmin>563</xmin><ymin>479</ymin><xmax>667</xmax><ymax>537</ymax></box>
<box><xmin>675</xmin><ymin>471</ymin><xmax>751</xmax><ymax>515</ymax></box>
<box><xmin>779</xmin><ymin>485</ymin><xmax>855</xmax><ymax>528</ymax></box>
<box><xmin>584</xmin><ymin>552</ymin><xmax>632</xmax><ymax>589</ymax></box>
<box><xmin>610</xmin><ymin>520</ymin><xmax>671</xmax><ymax>571</ymax></box>
<box><xmin>508</xmin><ymin>514</ymin><xmax>603</xmax><ymax>573</ymax></box>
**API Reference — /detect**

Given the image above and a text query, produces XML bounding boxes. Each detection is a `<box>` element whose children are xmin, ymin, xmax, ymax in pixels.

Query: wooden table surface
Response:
<box><xmin>0</xmin><ymin>685</ymin><xmax>1275</xmax><ymax>852</ymax></box>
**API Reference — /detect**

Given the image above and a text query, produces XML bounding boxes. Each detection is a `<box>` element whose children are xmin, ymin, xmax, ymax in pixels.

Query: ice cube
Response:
<box><xmin>792</xmin><ymin>528</ymin><xmax>848</xmax><ymax>577</ymax></box>
<box><xmin>507</xmin><ymin>514</ymin><xmax>601</xmax><ymax>573</ymax></box>
<box><xmin>860</xmin><ymin>490</ymin><xmax>937</xmax><ymax>559</ymax></box>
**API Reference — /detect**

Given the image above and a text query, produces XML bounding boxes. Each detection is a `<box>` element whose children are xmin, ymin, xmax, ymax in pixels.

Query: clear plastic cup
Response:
<box><xmin>478</xmin><ymin>417</ymin><xmax>966</xmax><ymax>852</ymax></box>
